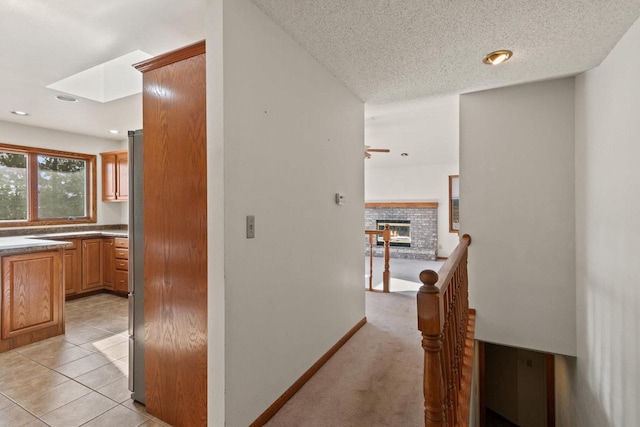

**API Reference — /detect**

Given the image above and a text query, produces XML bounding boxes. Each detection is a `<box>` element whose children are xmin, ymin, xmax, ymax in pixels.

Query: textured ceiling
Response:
<box><xmin>1</xmin><ymin>1</ymin><xmax>640</xmax><ymax>140</ymax></box>
<box><xmin>252</xmin><ymin>0</ymin><xmax>640</xmax><ymax>103</ymax></box>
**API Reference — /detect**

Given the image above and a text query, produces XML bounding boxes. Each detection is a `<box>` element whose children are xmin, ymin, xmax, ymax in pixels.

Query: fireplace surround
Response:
<box><xmin>376</xmin><ymin>220</ymin><xmax>411</xmax><ymax>247</ymax></box>
<box><xmin>365</xmin><ymin>202</ymin><xmax>438</xmax><ymax>260</ymax></box>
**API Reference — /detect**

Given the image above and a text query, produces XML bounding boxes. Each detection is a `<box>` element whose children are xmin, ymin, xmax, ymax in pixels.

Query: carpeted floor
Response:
<box><xmin>365</xmin><ymin>256</ymin><xmax>444</xmax><ymax>292</ymax></box>
<box><xmin>265</xmin><ymin>289</ymin><xmax>428</xmax><ymax>427</ymax></box>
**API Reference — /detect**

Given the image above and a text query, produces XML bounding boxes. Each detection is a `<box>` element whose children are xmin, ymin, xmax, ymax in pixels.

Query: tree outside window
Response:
<box><xmin>0</xmin><ymin>144</ymin><xmax>96</xmax><ymax>226</ymax></box>
<box><xmin>0</xmin><ymin>152</ymin><xmax>28</xmax><ymax>221</ymax></box>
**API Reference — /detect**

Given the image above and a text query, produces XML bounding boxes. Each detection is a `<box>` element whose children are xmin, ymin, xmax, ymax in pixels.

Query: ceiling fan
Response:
<box><xmin>364</xmin><ymin>145</ymin><xmax>390</xmax><ymax>159</ymax></box>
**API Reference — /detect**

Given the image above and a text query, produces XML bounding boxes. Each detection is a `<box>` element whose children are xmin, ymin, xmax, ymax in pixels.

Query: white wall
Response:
<box><xmin>0</xmin><ymin>120</ymin><xmax>127</xmax><ymax>226</ymax></box>
<box><xmin>459</xmin><ymin>78</ymin><xmax>576</xmax><ymax>356</ymax></box>
<box><xmin>365</xmin><ymin>96</ymin><xmax>459</xmax><ymax>256</ymax></box>
<box><xmin>569</xmin><ymin>15</ymin><xmax>640</xmax><ymax>427</ymax></box>
<box><xmin>208</xmin><ymin>1</ymin><xmax>365</xmax><ymax>425</ymax></box>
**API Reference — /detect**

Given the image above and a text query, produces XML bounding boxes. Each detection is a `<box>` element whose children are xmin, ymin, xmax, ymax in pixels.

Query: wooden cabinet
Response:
<box><xmin>135</xmin><ymin>41</ymin><xmax>207</xmax><ymax>426</ymax></box>
<box><xmin>103</xmin><ymin>238</ymin><xmax>115</xmax><ymax>290</ymax></box>
<box><xmin>62</xmin><ymin>239</ymin><xmax>81</xmax><ymax>296</ymax></box>
<box><xmin>1</xmin><ymin>250</ymin><xmax>64</xmax><ymax>352</ymax></box>
<box><xmin>55</xmin><ymin>236</ymin><xmax>128</xmax><ymax>298</ymax></box>
<box><xmin>114</xmin><ymin>237</ymin><xmax>129</xmax><ymax>293</ymax></box>
<box><xmin>81</xmin><ymin>239</ymin><xmax>103</xmax><ymax>291</ymax></box>
<box><xmin>101</xmin><ymin>150</ymin><xmax>128</xmax><ymax>202</ymax></box>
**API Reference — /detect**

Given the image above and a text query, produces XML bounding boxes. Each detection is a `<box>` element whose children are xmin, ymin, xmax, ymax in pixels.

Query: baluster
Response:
<box><xmin>383</xmin><ymin>224</ymin><xmax>391</xmax><ymax>293</ymax></box>
<box><xmin>417</xmin><ymin>270</ymin><xmax>447</xmax><ymax>426</ymax></box>
<box><xmin>368</xmin><ymin>233</ymin><xmax>375</xmax><ymax>291</ymax></box>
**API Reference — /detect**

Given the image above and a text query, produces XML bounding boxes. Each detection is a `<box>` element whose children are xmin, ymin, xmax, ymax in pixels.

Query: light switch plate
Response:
<box><xmin>246</xmin><ymin>215</ymin><xmax>255</xmax><ymax>238</ymax></box>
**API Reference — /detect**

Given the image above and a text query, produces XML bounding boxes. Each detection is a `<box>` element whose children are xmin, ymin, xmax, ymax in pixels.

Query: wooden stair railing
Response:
<box><xmin>365</xmin><ymin>224</ymin><xmax>391</xmax><ymax>292</ymax></box>
<box><xmin>417</xmin><ymin>234</ymin><xmax>475</xmax><ymax>426</ymax></box>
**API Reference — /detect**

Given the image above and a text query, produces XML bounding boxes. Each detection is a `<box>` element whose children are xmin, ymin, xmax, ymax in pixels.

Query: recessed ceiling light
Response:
<box><xmin>109</xmin><ymin>130</ymin><xmax>120</xmax><ymax>134</ymax></box>
<box><xmin>56</xmin><ymin>95</ymin><xmax>78</xmax><ymax>102</ymax></box>
<box><xmin>401</xmin><ymin>153</ymin><xmax>409</xmax><ymax>157</ymax></box>
<box><xmin>11</xmin><ymin>110</ymin><xmax>29</xmax><ymax>116</ymax></box>
<box><xmin>483</xmin><ymin>50</ymin><xmax>513</xmax><ymax>65</ymax></box>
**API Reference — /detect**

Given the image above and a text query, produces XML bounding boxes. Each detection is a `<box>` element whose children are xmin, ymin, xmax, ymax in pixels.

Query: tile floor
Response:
<box><xmin>0</xmin><ymin>293</ymin><xmax>170</xmax><ymax>427</ymax></box>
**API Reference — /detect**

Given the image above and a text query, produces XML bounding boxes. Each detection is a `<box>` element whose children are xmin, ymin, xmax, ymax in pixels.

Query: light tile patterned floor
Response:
<box><xmin>0</xmin><ymin>293</ymin><xmax>170</xmax><ymax>427</ymax></box>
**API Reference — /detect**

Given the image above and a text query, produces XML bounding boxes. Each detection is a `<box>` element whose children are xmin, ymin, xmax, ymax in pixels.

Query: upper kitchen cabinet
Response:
<box><xmin>101</xmin><ymin>150</ymin><xmax>128</xmax><ymax>202</ymax></box>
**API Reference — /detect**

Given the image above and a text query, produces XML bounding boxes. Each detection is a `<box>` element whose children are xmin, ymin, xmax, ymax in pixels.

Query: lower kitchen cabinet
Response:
<box><xmin>114</xmin><ymin>270</ymin><xmax>128</xmax><ymax>293</ymax></box>
<box><xmin>62</xmin><ymin>240</ymin><xmax>81</xmax><ymax>296</ymax></box>
<box><xmin>53</xmin><ymin>235</ymin><xmax>129</xmax><ymax>299</ymax></box>
<box><xmin>0</xmin><ymin>250</ymin><xmax>64</xmax><ymax>352</ymax></box>
<box><xmin>103</xmin><ymin>238</ymin><xmax>115</xmax><ymax>290</ymax></box>
<box><xmin>81</xmin><ymin>239</ymin><xmax>104</xmax><ymax>291</ymax></box>
<box><xmin>114</xmin><ymin>237</ymin><xmax>129</xmax><ymax>294</ymax></box>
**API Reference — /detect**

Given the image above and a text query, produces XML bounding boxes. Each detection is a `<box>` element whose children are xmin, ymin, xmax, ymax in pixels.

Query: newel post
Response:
<box><xmin>382</xmin><ymin>224</ymin><xmax>391</xmax><ymax>293</ymax></box>
<box><xmin>417</xmin><ymin>270</ymin><xmax>447</xmax><ymax>426</ymax></box>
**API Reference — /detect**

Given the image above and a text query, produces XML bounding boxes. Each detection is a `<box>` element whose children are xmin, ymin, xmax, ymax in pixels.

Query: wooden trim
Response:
<box><xmin>250</xmin><ymin>317</ymin><xmax>368</xmax><ymax>426</ymax></box>
<box><xmin>479</xmin><ymin>341</ymin><xmax>486</xmax><ymax>427</ymax></box>
<box><xmin>134</xmin><ymin>40</ymin><xmax>205</xmax><ymax>73</ymax></box>
<box><xmin>546</xmin><ymin>354</ymin><xmax>556</xmax><ymax>427</ymax></box>
<box><xmin>100</xmin><ymin>149</ymin><xmax>127</xmax><ymax>156</ymax></box>
<box><xmin>436</xmin><ymin>256</ymin><xmax>448</xmax><ymax>260</ymax></box>
<box><xmin>0</xmin><ymin>143</ymin><xmax>97</xmax><ymax>227</ymax></box>
<box><xmin>365</xmin><ymin>202</ymin><xmax>438</xmax><ymax>208</ymax></box>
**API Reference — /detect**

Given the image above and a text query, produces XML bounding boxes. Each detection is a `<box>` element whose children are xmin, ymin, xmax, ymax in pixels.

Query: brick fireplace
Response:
<box><xmin>365</xmin><ymin>202</ymin><xmax>438</xmax><ymax>260</ymax></box>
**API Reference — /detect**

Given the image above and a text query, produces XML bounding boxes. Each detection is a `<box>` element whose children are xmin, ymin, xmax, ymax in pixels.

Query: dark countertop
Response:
<box><xmin>0</xmin><ymin>228</ymin><xmax>128</xmax><ymax>256</ymax></box>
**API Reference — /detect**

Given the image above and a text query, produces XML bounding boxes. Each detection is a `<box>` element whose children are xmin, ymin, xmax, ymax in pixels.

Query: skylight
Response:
<box><xmin>46</xmin><ymin>50</ymin><xmax>152</xmax><ymax>103</ymax></box>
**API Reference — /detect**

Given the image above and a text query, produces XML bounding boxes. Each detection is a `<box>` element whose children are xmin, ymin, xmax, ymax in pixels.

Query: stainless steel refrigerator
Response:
<box><xmin>128</xmin><ymin>129</ymin><xmax>145</xmax><ymax>404</ymax></box>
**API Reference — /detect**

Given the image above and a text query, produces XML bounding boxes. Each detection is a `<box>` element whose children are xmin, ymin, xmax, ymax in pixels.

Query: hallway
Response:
<box><xmin>0</xmin><ymin>257</ymin><xmax>438</xmax><ymax>426</ymax></box>
<box><xmin>266</xmin><ymin>288</ymin><xmax>430</xmax><ymax>426</ymax></box>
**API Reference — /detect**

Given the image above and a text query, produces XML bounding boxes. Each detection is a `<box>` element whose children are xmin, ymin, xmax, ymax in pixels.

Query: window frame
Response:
<box><xmin>0</xmin><ymin>143</ymin><xmax>97</xmax><ymax>227</ymax></box>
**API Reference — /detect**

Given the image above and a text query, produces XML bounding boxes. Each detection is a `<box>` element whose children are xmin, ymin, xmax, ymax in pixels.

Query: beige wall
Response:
<box><xmin>207</xmin><ymin>0</ymin><xmax>365</xmax><ymax>425</ymax></box>
<box><xmin>570</xmin><ymin>15</ymin><xmax>640</xmax><ymax>427</ymax></box>
<box><xmin>459</xmin><ymin>78</ymin><xmax>576</xmax><ymax>356</ymax></box>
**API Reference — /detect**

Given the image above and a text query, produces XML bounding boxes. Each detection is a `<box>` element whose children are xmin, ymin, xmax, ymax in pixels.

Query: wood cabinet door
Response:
<box><xmin>1</xmin><ymin>251</ymin><xmax>62</xmax><ymax>340</ymax></box>
<box><xmin>103</xmin><ymin>238</ymin><xmax>115</xmax><ymax>289</ymax></box>
<box><xmin>63</xmin><ymin>248</ymin><xmax>80</xmax><ymax>296</ymax></box>
<box><xmin>116</xmin><ymin>152</ymin><xmax>129</xmax><ymax>201</ymax></box>
<box><xmin>81</xmin><ymin>239</ymin><xmax>103</xmax><ymax>291</ymax></box>
<box><xmin>101</xmin><ymin>153</ymin><xmax>117</xmax><ymax>201</ymax></box>
<box><xmin>114</xmin><ymin>270</ymin><xmax>128</xmax><ymax>293</ymax></box>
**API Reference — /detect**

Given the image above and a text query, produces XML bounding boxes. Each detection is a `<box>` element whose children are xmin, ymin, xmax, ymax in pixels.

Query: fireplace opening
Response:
<box><xmin>376</xmin><ymin>220</ymin><xmax>411</xmax><ymax>247</ymax></box>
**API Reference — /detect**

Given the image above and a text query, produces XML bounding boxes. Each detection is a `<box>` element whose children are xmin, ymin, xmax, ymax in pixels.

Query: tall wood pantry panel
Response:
<box><xmin>134</xmin><ymin>40</ymin><xmax>207</xmax><ymax>427</ymax></box>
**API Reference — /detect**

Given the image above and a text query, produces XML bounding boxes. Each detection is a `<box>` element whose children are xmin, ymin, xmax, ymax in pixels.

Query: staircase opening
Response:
<box><xmin>479</xmin><ymin>342</ymin><xmax>556</xmax><ymax>427</ymax></box>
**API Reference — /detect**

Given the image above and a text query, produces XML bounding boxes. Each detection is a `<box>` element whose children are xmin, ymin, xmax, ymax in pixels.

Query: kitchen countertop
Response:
<box><xmin>0</xmin><ymin>230</ymin><xmax>128</xmax><ymax>256</ymax></box>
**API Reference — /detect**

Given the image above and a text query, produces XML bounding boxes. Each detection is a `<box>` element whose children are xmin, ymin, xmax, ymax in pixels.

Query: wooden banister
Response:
<box><xmin>364</xmin><ymin>225</ymin><xmax>391</xmax><ymax>293</ymax></box>
<box><xmin>417</xmin><ymin>234</ymin><xmax>474</xmax><ymax>426</ymax></box>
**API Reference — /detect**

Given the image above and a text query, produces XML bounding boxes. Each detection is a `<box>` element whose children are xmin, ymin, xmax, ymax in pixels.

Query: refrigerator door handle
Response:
<box><xmin>128</xmin><ymin>294</ymin><xmax>134</xmax><ymax>337</ymax></box>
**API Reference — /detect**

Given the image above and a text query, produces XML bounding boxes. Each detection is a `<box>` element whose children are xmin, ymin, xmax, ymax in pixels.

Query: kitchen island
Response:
<box><xmin>0</xmin><ymin>227</ymin><xmax>127</xmax><ymax>353</ymax></box>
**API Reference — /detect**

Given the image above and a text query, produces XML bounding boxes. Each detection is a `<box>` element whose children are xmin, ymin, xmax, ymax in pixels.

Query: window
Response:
<box><xmin>0</xmin><ymin>143</ymin><xmax>96</xmax><ymax>226</ymax></box>
<box><xmin>449</xmin><ymin>175</ymin><xmax>460</xmax><ymax>233</ymax></box>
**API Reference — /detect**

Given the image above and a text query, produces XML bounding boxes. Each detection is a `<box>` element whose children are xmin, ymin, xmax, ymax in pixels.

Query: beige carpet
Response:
<box><xmin>265</xmin><ymin>290</ymin><xmax>424</xmax><ymax>427</ymax></box>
